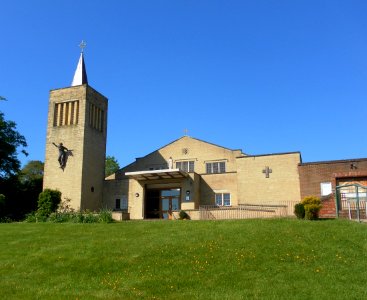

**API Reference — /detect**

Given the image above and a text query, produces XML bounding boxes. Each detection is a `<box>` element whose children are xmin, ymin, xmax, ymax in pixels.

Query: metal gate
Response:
<box><xmin>335</xmin><ymin>183</ymin><xmax>367</xmax><ymax>222</ymax></box>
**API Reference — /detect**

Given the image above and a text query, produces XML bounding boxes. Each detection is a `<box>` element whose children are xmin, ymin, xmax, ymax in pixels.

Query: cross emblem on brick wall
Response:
<box><xmin>262</xmin><ymin>166</ymin><xmax>272</xmax><ymax>178</ymax></box>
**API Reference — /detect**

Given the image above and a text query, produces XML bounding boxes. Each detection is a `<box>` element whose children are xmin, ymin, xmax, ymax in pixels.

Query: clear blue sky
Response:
<box><xmin>1</xmin><ymin>0</ymin><xmax>367</xmax><ymax>168</ymax></box>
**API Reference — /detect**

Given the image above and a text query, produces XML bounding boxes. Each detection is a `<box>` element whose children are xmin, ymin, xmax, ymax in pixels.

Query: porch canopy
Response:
<box><xmin>125</xmin><ymin>169</ymin><xmax>188</xmax><ymax>181</ymax></box>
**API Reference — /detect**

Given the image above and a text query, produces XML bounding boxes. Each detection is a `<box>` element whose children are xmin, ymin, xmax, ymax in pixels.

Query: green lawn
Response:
<box><xmin>0</xmin><ymin>219</ymin><xmax>366</xmax><ymax>299</ymax></box>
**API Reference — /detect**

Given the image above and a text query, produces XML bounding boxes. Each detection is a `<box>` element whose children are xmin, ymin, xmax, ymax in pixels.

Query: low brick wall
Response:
<box><xmin>112</xmin><ymin>211</ymin><xmax>130</xmax><ymax>221</ymax></box>
<box><xmin>319</xmin><ymin>195</ymin><xmax>336</xmax><ymax>218</ymax></box>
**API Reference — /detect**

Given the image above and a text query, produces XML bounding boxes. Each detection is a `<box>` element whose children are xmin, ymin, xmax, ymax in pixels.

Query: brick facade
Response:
<box><xmin>298</xmin><ymin>158</ymin><xmax>367</xmax><ymax>218</ymax></box>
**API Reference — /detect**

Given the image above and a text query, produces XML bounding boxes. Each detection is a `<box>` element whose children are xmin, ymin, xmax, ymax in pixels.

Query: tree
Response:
<box><xmin>18</xmin><ymin>160</ymin><xmax>44</xmax><ymax>215</ymax></box>
<box><xmin>105</xmin><ymin>155</ymin><xmax>120</xmax><ymax>177</ymax></box>
<box><xmin>0</xmin><ymin>111</ymin><xmax>28</xmax><ymax>178</ymax></box>
<box><xmin>19</xmin><ymin>160</ymin><xmax>44</xmax><ymax>183</ymax></box>
<box><xmin>0</xmin><ymin>98</ymin><xmax>31</xmax><ymax>220</ymax></box>
<box><xmin>37</xmin><ymin>189</ymin><xmax>61</xmax><ymax>217</ymax></box>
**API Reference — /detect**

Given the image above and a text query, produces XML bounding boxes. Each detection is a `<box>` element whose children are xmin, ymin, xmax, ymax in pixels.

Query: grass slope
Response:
<box><xmin>0</xmin><ymin>219</ymin><xmax>366</xmax><ymax>299</ymax></box>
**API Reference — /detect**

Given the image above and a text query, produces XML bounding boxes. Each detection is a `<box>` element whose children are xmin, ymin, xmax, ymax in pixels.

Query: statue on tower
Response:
<box><xmin>53</xmin><ymin>142</ymin><xmax>72</xmax><ymax>170</ymax></box>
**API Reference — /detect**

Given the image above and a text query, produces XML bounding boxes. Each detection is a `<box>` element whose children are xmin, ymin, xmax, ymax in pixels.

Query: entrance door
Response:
<box><xmin>145</xmin><ymin>188</ymin><xmax>181</xmax><ymax>219</ymax></box>
<box><xmin>161</xmin><ymin>189</ymin><xmax>180</xmax><ymax>219</ymax></box>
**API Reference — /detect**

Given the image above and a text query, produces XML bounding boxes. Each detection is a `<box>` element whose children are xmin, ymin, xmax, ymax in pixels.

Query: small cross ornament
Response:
<box><xmin>79</xmin><ymin>40</ymin><xmax>87</xmax><ymax>53</ymax></box>
<box><xmin>262</xmin><ymin>166</ymin><xmax>272</xmax><ymax>178</ymax></box>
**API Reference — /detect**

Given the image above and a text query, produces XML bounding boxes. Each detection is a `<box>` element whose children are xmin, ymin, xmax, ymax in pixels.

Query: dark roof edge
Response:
<box><xmin>299</xmin><ymin>157</ymin><xmax>367</xmax><ymax>166</ymax></box>
<box><xmin>237</xmin><ymin>151</ymin><xmax>302</xmax><ymax>159</ymax></box>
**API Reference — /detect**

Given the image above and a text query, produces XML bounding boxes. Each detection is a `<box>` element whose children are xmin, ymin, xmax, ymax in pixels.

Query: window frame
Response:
<box><xmin>320</xmin><ymin>182</ymin><xmax>332</xmax><ymax>196</ymax></box>
<box><xmin>206</xmin><ymin>161</ymin><xmax>226</xmax><ymax>174</ymax></box>
<box><xmin>215</xmin><ymin>193</ymin><xmax>231</xmax><ymax>206</ymax></box>
<box><xmin>176</xmin><ymin>161</ymin><xmax>195</xmax><ymax>172</ymax></box>
<box><xmin>115</xmin><ymin>196</ymin><xmax>128</xmax><ymax>210</ymax></box>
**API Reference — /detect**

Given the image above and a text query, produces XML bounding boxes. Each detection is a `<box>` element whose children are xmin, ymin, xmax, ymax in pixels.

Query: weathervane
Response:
<box><xmin>79</xmin><ymin>40</ymin><xmax>87</xmax><ymax>53</ymax></box>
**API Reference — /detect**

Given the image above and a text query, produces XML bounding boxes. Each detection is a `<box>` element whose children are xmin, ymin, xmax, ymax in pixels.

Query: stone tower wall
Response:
<box><xmin>80</xmin><ymin>86</ymin><xmax>108</xmax><ymax>210</ymax></box>
<box><xmin>43</xmin><ymin>84</ymin><xmax>107</xmax><ymax>211</ymax></box>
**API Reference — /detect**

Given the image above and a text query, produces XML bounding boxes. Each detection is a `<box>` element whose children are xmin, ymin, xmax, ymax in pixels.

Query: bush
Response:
<box><xmin>0</xmin><ymin>216</ymin><xmax>12</xmax><ymax>223</ymax></box>
<box><xmin>24</xmin><ymin>212</ymin><xmax>37</xmax><ymax>223</ymax></box>
<box><xmin>179</xmin><ymin>210</ymin><xmax>190</xmax><ymax>220</ymax></box>
<box><xmin>294</xmin><ymin>203</ymin><xmax>305</xmax><ymax>219</ymax></box>
<box><xmin>49</xmin><ymin>212</ymin><xmax>73</xmax><ymax>223</ymax></box>
<box><xmin>83</xmin><ymin>211</ymin><xmax>99</xmax><ymax>223</ymax></box>
<box><xmin>301</xmin><ymin>196</ymin><xmax>322</xmax><ymax>220</ymax></box>
<box><xmin>37</xmin><ymin>189</ymin><xmax>61</xmax><ymax>217</ymax></box>
<box><xmin>0</xmin><ymin>194</ymin><xmax>5</xmax><ymax>208</ymax></box>
<box><xmin>99</xmin><ymin>208</ymin><xmax>113</xmax><ymax>223</ymax></box>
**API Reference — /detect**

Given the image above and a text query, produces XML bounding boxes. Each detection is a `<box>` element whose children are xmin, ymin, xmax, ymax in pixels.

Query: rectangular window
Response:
<box><xmin>121</xmin><ymin>196</ymin><xmax>128</xmax><ymax>210</ymax></box>
<box><xmin>206</xmin><ymin>162</ymin><xmax>226</xmax><ymax>174</ymax></box>
<box><xmin>320</xmin><ymin>182</ymin><xmax>332</xmax><ymax>196</ymax></box>
<box><xmin>115</xmin><ymin>199</ymin><xmax>121</xmax><ymax>209</ymax></box>
<box><xmin>215</xmin><ymin>193</ymin><xmax>231</xmax><ymax>206</ymax></box>
<box><xmin>176</xmin><ymin>161</ymin><xmax>195</xmax><ymax>172</ymax></box>
<box><xmin>115</xmin><ymin>196</ymin><xmax>128</xmax><ymax>210</ymax></box>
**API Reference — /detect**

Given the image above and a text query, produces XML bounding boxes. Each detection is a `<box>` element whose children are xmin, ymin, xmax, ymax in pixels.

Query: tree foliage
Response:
<box><xmin>37</xmin><ymin>189</ymin><xmax>61</xmax><ymax>217</ymax></box>
<box><xmin>105</xmin><ymin>155</ymin><xmax>120</xmax><ymax>177</ymax></box>
<box><xmin>0</xmin><ymin>111</ymin><xmax>28</xmax><ymax>178</ymax></box>
<box><xmin>19</xmin><ymin>160</ymin><xmax>44</xmax><ymax>183</ymax></box>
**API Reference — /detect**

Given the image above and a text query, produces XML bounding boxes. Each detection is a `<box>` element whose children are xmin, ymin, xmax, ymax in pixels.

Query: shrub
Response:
<box><xmin>0</xmin><ymin>194</ymin><xmax>7</xmax><ymax>221</ymax></box>
<box><xmin>24</xmin><ymin>212</ymin><xmax>37</xmax><ymax>223</ymax></box>
<box><xmin>179</xmin><ymin>210</ymin><xmax>190</xmax><ymax>220</ymax></box>
<box><xmin>37</xmin><ymin>189</ymin><xmax>61</xmax><ymax>217</ymax></box>
<box><xmin>57</xmin><ymin>198</ymin><xmax>75</xmax><ymax>214</ymax></box>
<box><xmin>49</xmin><ymin>212</ymin><xmax>73</xmax><ymax>223</ymax></box>
<box><xmin>0</xmin><ymin>194</ymin><xmax>5</xmax><ymax>209</ymax></box>
<box><xmin>294</xmin><ymin>203</ymin><xmax>305</xmax><ymax>219</ymax></box>
<box><xmin>99</xmin><ymin>209</ymin><xmax>113</xmax><ymax>223</ymax></box>
<box><xmin>0</xmin><ymin>216</ymin><xmax>12</xmax><ymax>223</ymax></box>
<box><xmin>83</xmin><ymin>211</ymin><xmax>99</xmax><ymax>223</ymax></box>
<box><xmin>301</xmin><ymin>196</ymin><xmax>322</xmax><ymax>220</ymax></box>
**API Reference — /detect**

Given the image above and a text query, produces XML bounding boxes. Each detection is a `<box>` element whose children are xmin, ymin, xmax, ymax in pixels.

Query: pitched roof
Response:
<box><xmin>71</xmin><ymin>52</ymin><xmax>88</xmax><ymax>86</ymax></box>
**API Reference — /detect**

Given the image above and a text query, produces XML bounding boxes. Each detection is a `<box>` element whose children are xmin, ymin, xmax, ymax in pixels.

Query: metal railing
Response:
<box><xmin>336</xmin><ymin>184</ymin><xmax>367</xmax><ymax>221</ymax></box>
<box><xmin>199</xmin><ymin>201</ymin><xmax>299</xmax><ymax>220</ymax></box>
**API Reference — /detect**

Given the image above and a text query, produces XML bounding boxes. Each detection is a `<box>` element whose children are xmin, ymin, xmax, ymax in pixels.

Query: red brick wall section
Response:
<box><xmin>319</xmin><ymin>194</ymin><xmax>336</xmax><ymax>218</ymax></box>
<box><xmin>298</xmin><ymin>158</ymin><xmax>367</xmax><ymax>218</ymax></box>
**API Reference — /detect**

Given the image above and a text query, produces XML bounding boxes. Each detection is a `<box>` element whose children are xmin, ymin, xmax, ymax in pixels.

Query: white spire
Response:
<box><xmin>71</xmin><ymin>41</ymin><xmax>88</xmax><ymax>86</ymax></box>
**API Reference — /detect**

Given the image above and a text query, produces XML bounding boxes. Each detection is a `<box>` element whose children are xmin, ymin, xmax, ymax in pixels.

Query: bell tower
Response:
<box><xmin>43</xmin><ymin>42</ymin><xmax>108</xmax><ymax>210</ymax></box>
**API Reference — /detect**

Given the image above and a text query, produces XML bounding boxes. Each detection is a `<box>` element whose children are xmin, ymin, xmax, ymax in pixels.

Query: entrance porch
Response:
<box><xmin>125</xmin><ymin>169</ymin><xmax>200</xmax><ymax>219</ymax></box>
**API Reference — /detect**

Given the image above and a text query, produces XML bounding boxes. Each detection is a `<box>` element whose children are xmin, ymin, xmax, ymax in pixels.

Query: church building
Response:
<box><xmin>43</xmin><ymin>49</ymin><xmax>367</xmax><ymax>220</ymax></box>
<box><xmin>104</xmin><ymin>136</ymin><xmax>301</xmax><ymax>219</ymax></box>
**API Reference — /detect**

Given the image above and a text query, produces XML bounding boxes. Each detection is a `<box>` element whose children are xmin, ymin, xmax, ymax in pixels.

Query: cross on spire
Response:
<box><xmin>71</xmin><ymin>41</ymin><xmax>88</xmax><ymax>86</ymax></box>
<box><xmin>184</xmin><ymin>129</ymin><xmax>189</xmax><ymax>136</ymax></box>
<box><xmin>262</xmin><ymin>166</ymin><xmax>272</xmax><ymax>178</ymax></box>
<box><xmin>79</xmin><ymin>40</ymin><xmax>87</xmax><ymax>53</ymax></box>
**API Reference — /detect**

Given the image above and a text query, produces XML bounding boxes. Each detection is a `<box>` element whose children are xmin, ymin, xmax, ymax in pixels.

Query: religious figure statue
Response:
<box><xmin>168</xmin><ymin>157</ymin><xmax>173</xmax><ymax>169</ymax></box>
<box><xmin>53</xmin><ymin>142</ymin><xmax>72</xmax><ymax>170</ymax></box>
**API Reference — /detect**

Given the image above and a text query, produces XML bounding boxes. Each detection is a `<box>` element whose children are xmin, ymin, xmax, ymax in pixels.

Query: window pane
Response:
<box><xmin>213</xmin><ymin>163</ymin><xmax>219</xmax><ymax>173</ymax></box>
<box><xmin>189</xmin><ymin>161</ymin><xmax>194</xmax><ymax>172</ymax></box>
<box><xmin>115</xmin><ymin>199</ymin><xmax>121</xmax><ymax>209</ymax></box>
<box><xmin>320</xmin><ymin>182</ymin><xmax>332</xmax><ymax>196</ymax></box>
<box><xmin>215</xmin><ymin>194</ymin><xmax>222</xmax><ymax>206</ymax></box>
<box><xmin>223</xmin><ymin>193</ymin><xmax>231</xmax><ymax>206</ymax></box>
<box><xmin>206</xmin><ymin>163</ymin><xmax>211</xmax><ymax>174</ymax></box>
<box><xmin>176</xmin><ymin>162</ymin><xmax>181</xmax><ymax>170</ymax></box>
<box><xmin>220</xmin><ymin>162</ymin><xmax>226</xmax><ymax>173</ymax></box>
<box><xmin>121</xmin><ymin>196</ymin><xmax>128</xmax><ymax>210</ymax></box>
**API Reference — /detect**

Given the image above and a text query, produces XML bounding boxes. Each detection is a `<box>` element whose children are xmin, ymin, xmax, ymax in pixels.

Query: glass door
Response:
<box><xmin>161</xmin><ymin>189</ymin><xmax>180</xmax><ymax>219</ymax></box>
